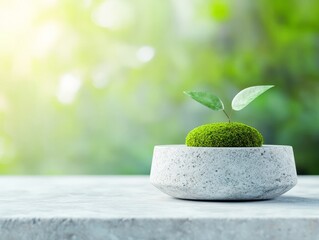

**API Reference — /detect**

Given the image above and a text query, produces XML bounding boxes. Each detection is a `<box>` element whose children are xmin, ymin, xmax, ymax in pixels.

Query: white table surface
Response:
<box><xmin>0</xmin><ymin>176</ymin><xmax>318</xmax><ymax>240</ymax></box>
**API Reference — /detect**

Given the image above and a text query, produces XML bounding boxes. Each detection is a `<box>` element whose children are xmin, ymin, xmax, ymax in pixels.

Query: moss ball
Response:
<box><xmin>186</xmin><ymin>122</ymin><xmax>263</xmax><ymax>147</ymax></box>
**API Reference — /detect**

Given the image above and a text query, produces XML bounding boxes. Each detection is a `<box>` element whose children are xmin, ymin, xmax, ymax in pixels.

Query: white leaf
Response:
<box><xmin>232</xmin><ymin>85</ymin><xmax>274</xmax><ymax>111</ymax></box>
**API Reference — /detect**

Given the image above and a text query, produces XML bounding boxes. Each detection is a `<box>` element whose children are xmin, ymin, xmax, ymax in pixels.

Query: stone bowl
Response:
<box><xmin>150</xmin><ymin>145</ymin><xmax>297</xmax><ymax>200</ymax></box>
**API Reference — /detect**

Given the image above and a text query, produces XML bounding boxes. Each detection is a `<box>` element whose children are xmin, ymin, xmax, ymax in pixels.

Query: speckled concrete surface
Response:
<box><xmin>0</xmin><ymin>176</ymin><xmax>317</xmax><ymax>240</ymax></box>
<box><xmin>150</xmin><ymin>145</ymin><xmax>297</xmax><ymax>200</ymax></box>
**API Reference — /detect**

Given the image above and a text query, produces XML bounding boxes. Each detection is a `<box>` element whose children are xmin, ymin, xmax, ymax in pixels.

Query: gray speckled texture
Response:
<box><xmin>0</xmin><ymin>176</ymin><xmax>317</xmax><ymax>240</ymax></box>
<box><xmin>150</xmin><ymin>145</ymin><xmax>297</xmax><ymax>200</ymax></box>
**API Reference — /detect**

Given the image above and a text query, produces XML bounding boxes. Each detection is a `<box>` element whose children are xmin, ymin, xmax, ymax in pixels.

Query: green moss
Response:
<box><xmin>186</xmin><ymin>122</ymin><xmax>263</xmax><ymax>147</ymax></box>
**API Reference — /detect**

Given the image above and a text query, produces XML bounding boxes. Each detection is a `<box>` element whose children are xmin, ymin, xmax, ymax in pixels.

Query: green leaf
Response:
<box><xmin>231</xmin><ymin>85</ymin><xmax>274</xmax><ymax>111</ymax></box>
<box><xmin>184</xmin><ymin>91</ymin><xmax>224</xmax><ymax>111</ymax></box>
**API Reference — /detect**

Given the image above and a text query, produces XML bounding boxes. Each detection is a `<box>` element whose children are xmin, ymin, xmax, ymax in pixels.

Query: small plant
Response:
<box><xmin>184</xmin><ymin>85</ymin><xmax>274</xmax><ymax>147</ymax></box>
<box><xmin>184</xmin><ymin>85</ymin><xmax>274</xmax><ymax>123</ymax></box>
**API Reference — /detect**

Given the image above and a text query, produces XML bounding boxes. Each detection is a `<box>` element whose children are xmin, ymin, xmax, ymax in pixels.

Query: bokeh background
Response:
<box><xmin>0</xmin><ymin>0</ymin><xmax>318</xmax><ymax>174</ymax></box>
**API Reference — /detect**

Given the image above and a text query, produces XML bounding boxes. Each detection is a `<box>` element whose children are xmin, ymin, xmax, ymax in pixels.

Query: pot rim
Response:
<box><xmin>154</xmin><ymin>144</ymin><xmax>292</xmax><ymax>150</ymax></box>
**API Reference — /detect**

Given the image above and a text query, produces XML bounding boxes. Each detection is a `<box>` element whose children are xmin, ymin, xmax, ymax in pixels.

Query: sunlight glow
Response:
<box><xmin>92</xmin><ymin>0</ymin><xmax>133</xmax><ymax>30</ymax></box>
<box><xmin>56</xmin><ymin>74</ymin><xmax>82</xmax><ymax>104</ymax></box>
<box><xmin>32</xmin><ymin>22</ymin><xmax>61</xmax><ymax>58</ymax></box>
<box><xmin>0</xmin><ymin>1</ymin><xmax>34</xmax><ymax>53</ymax></box>
<box><xmin>136</xmin><ymin>46</ymin><xmax>155</xmax><ymax>63</ymax></box>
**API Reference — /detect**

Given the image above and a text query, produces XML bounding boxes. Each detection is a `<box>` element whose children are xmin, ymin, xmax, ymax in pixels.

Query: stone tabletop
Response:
<box><xmin>0</xmin><ymin>176</ymin><xmax>318</xmax><ymax>240</ymax></box>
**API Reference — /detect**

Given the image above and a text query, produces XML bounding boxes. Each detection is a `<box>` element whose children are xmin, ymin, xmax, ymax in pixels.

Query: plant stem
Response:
<box><xmin>223</xmin><ymin>110</ymin><xmax>231</xmax><ymax>123</ymax></box>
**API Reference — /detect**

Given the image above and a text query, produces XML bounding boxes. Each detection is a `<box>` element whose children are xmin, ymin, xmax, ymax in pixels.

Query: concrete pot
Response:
<box><xmin>150</xmin><ymin>145</ymin><xmax>297</xmax><ymax>200</ymax></box>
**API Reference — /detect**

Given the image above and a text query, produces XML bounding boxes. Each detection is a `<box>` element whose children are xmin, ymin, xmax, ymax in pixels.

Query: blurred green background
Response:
<box><xmin>0</xmin><ymin>0</ymin><xmax>318</xmax><ymax>174</ymax></box>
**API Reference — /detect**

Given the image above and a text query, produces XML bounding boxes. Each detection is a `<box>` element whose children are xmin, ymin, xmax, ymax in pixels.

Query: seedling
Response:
<box><xmin>184</xmin><ymin>85</ymin><xmax>274</xmax><ymax>123</ymax></box>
